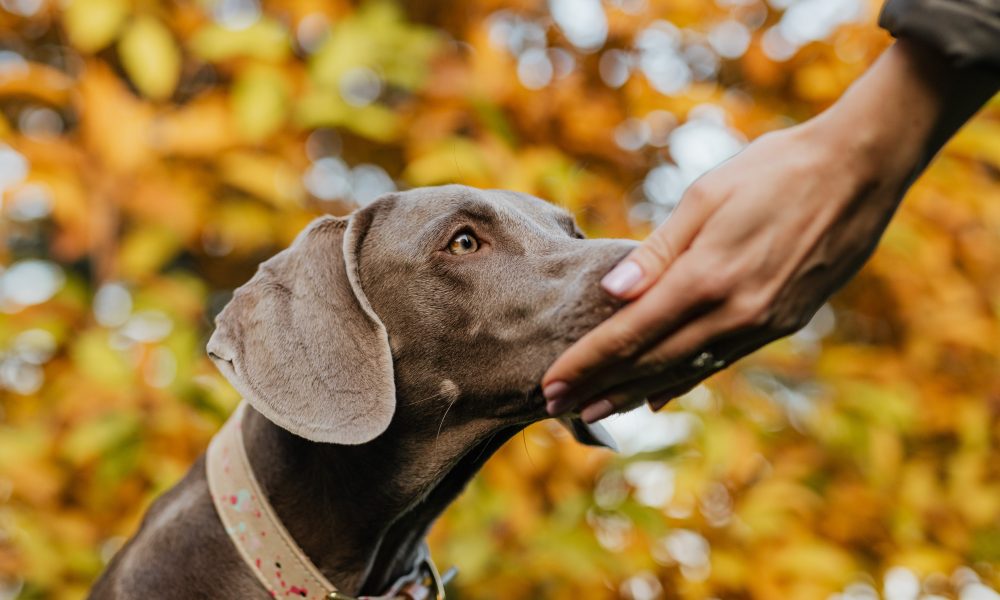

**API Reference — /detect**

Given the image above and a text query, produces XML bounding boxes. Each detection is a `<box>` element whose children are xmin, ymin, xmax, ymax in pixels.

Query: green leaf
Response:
<box><xmin>61</xmin><ymin>412</ymin><xmax>140</xmax><ymax>466</ymax></box>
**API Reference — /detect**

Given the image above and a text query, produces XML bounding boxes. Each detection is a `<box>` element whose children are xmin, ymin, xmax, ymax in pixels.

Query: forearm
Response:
<box><xmin>812</xmin><ymin>38</ymin><xmax>998</xmax><ymax>186</ymax></box>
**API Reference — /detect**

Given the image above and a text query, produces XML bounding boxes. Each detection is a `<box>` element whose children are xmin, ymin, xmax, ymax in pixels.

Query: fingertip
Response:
<box><xmin>648</xmin><ymin>393</ymin><xmax>673</xmax><ymax>411</ymax></box>
<box><xmin>581</xmin><ymin>399</ymin><xmax>615</xmax><ymax>424</ymax></box>
<box><xmin>543</xmin><ymin>335</ymin><xmax>600</xmax><ymax>390</ymax></box>
<box><xmin>601</xmin><ymin>260</ymin><xmax>644</xmax><ymax>298</ymax></box>
<box><xmin>542</xmin><ymin>380</ymin><xmax>569</xmax><ymax>401</ymax></box>
<box><xmin>546</xmin><ymin>396</ymin><xmax>575</xmax><ymax>416</ymax></box>
<box><xmin>604</xmin><ymin>237</ymin><xmax>679</xmax><ymax>300</ymax></box>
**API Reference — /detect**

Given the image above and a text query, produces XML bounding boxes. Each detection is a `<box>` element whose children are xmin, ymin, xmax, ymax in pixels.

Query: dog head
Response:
<box><xmin>207</xmin><ymin>185</ymin><xmax>635</xmax><ymax>447</ymax></box>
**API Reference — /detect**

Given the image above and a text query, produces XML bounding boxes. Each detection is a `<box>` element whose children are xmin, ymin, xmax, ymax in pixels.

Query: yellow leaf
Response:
<box><xmin>189</xmin><ymin>19</ymin><xmax>291</xmax><ymax>63</ymax></box>
<box><xmin>218</xmin><ymin>151</ymin><xmax>305</xmax><ymax>210</ymax></box>
<box><xmin>404</xmin><ymin>138</ymin><xmax>491</xmax><ymax>186</ymax></box>
<box><xmin>888</xmin><ymin>546</ymin><xmax>962</xmax><ymax>577</ymax></box>
<box><xmin>153</xmin><ymin>93</ymin><xmax>238</xmax><ymax>157</ymax></box>
<box><xmin>0</xmin><ymin>426</ymin><xmax>62</xmax><ymax>505</ymax></box>
<box><xmin>947</xmin><ymin>120</ymin><xmax>1000</xmax><ymax>170</ymax></box>
<box><xmin>63</xmin><ymin>0</ymin><xmax>129</xmax><ymax>53</ymax></box>
<box><xmin>78</xmin><ymin>62</ymin><xmax>154</xmax><ymax>172</ymax></box>
<box><xmin>60</xmin><ymin>413</ymin><xmax>140</xmax><ymax>466</ymax></box>
<box><xmin>118</xmin><ymin>225</ymin><xmax>183</xmax><ymax>279</ymax></box>
<box><xmin>343</xmin><ymin>104</ymin><xmax>400</xmax><ymax>142</ymax></box>
<box><xmin>296</xmin><ymin>89</ymin><xmax>403</xmax><ymax>140</ymax></box>
<box><xmin>118</xmin><ymin>16</ymin><xmax>182</xmax><ymax>101</ymax></box>
<box><xmin>70</xmin><ymin>330</ymin><xmax>133</xmax><ymax>387</ymax></box>
<box><xmin>231</xmin><ymin>65</ymin><xmax>289</xmax><ymax>142</ymax></box>
<box><xmin>209</xmin><ymin>199</ymin><xmax>276</xmax><ymax>255</ymax></box>
<box><xmin>793</xmin><ymin>62</ymin><xmax>843</xmax><ymax>103</ymax></box>
<box><xmin>0</xmin><ymin>62</ymin><xmax>74</xmax><ymax>105</ymax></box>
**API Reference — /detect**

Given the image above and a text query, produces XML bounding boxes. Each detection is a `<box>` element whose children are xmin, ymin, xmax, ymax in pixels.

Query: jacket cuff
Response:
<box><xmin>879</xmin><ymin>0</ymin><xmax>1000</xmax><ymax>72</ymax></box>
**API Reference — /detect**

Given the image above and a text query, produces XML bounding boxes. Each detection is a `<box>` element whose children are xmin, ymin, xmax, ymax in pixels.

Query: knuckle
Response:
<box><xmin>683</xmin><ymin>181</ymin><xmax>714</xmax><ymax>205</ymax></box>
<box><xmin>643</xmin><ymin>237</ymin><xmax>676</xmax><ymax>269</ymax></box>
<box><xmin>729</xmin><ymin>293</ymin><xmax>772</xmax><ymax>329</ymax></box>
<box><xmin>603</xmin><ymin>322</ymin><xmax>645</xmax><ymax>360</ymax></box>
<box><xmin>634</xmin><ymin>348</ymin><xmax>678</xmax><ymax>377</ymax></box>
<box><xmin>697</xmin><ymin>271</ymin><xmax>734</xmax><ymax>302</ymax></box>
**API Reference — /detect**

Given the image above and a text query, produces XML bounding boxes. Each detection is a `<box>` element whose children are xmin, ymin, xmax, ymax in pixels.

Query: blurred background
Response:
<box><xmin>0</xmin><ymin>0</ymin><xmax>998</xmax><ymax>598</ymax></box>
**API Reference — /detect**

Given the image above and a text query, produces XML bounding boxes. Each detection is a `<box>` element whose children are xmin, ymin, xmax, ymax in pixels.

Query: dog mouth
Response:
<box><xmin>522</xmin><ymin>384</ymin><xmax>551</xmax><ymax>420</ymax></box>
<box><xmin>481</xmin><ymin>384</ymin><xmax>549</xmax><ymax>423</ymax></box>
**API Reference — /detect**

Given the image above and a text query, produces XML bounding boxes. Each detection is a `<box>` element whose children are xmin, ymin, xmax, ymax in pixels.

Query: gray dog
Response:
<box><xmin>90</xmin><ymin>185</ymin><xmax>636</xmax><ymax>599</ymax></box>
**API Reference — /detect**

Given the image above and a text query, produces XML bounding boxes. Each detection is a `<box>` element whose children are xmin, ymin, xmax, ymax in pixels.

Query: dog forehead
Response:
<box><xmin>381</xmin><ymin>185</ymin><xmax>571</xmax><ymax>235</ymax></box>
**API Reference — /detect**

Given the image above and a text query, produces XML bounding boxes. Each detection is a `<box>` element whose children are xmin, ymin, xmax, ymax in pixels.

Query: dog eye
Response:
<box><xmin>447</xmin><ymin>232</ymin><xmax>479</xmax><ymax>255</ymax></box>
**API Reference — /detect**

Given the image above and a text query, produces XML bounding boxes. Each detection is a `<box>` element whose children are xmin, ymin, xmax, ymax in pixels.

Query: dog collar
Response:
<box><xmin>207</xmin><ymin>402</ymin><xmax>451</xmax><ymax>600</ymax></box>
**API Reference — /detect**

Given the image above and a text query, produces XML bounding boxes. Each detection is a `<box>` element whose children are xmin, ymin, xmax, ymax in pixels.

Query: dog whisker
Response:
<box><xmin>435</xmin><ymin>394</ymin><xmax>460</xmax><ymax>443</ymax></box>
<box><xmin>520</xmin><ymin>430</ymin><xmax>536</xmax><ymax>469</ymax></box>
<box><xmin>472</xmin><ymin>430</ymin><xmax>499</xmax><ymax>464</ymax></box>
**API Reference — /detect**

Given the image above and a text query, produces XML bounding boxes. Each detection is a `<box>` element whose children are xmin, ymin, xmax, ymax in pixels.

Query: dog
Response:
<box><xmin>89</xmin><ymin>184</ymin><xmax>636</xmax><ymax>599</ymax></box>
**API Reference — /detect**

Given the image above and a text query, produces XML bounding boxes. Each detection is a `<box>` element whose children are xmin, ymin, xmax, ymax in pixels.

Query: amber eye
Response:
<box><xmin>447</xmin><ymin>232</ymin><xmax>479</xmax><ymax>255</ymax></box>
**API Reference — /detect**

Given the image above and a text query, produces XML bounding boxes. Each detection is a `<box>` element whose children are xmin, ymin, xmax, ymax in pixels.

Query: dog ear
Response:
<box><xmin>560</xmin><ymin>417</ymin><xmax>618</xmax><ymax>452</ymax></box>
<box><xmin>207</xmin><ymin>209</ymin><xmax>394</xmax><ymax>445</ymax></box>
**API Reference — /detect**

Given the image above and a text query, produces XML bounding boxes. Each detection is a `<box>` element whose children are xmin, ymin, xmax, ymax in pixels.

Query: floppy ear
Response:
<box><xmin>207</xmin><ymin>211</ymin><xmax>394</xmax><ymax>444</ymax></box>
<box><xmin>559</xmin><ymin>417</ymin><xmax>618</xmax><ymax>452</ymax></box>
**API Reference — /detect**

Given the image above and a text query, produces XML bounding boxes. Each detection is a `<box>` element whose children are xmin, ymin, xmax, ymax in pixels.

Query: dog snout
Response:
<box><xmin>588</xmin><ymin>238</ymin><xmax>639</xmax><ymax>304</ymax></box>
<box><xmin>548</xmin><ymin>238</ymin><xmax>638</xmax><ymax>340</ymax></box>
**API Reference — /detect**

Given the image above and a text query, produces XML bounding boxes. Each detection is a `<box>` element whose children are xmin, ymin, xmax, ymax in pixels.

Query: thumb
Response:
<box><xmin>601</xmin><ymin>194</ymin><xmax>709</xmax><ymax>300</ymax></box>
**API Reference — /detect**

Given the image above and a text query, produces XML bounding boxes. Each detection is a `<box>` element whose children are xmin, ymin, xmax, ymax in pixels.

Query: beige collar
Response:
<box><xmin>206</xmin><ymin>402</ymin><xmax>450</xmax><ymax>600</ymax></box>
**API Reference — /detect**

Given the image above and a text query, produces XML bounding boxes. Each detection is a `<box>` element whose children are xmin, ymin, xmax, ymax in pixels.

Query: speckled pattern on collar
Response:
<box><xmin>206</xmin><ymin>402</ymin><xmax>446</xmax><ymax>600</ymax></box>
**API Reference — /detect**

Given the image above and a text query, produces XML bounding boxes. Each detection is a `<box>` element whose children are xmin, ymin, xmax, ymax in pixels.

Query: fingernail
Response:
<box><xmin>649</xmin><ymin>397</ymin><xmax>672</xmax><ymax>411</ymax></box>
<box><xmin>646</xmin><ymin>393</ymin><xmax>677</xmax><ymax>412</ymax></box>
<box><xmin>601</xmin><ymin>261</ymin><xmax>643</xmax><ymax>297</ymax></box>
<box><xmin>581</xmin><ymin>399</ymin><xmax>615</xmax><ymax>424</ymax></box>
<box><xmin>543</xmin><ymin>381</ymin><xmax>569</xmax><ymax>401</ymax></box>
<box><xmin>546</xmin><ymin>397</ymin><xmax>575</xmax><ymax>416</ymax></box>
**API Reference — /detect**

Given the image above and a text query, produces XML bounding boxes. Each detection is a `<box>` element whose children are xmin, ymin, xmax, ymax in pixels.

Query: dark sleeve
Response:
<box><xmin>879</xmin><ymin>0</ymin><xmax>1000</xmax><ymax>71</ymax></box>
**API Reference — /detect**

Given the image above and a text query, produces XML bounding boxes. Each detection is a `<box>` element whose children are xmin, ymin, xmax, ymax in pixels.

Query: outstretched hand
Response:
<box><xmin>542</xmin><ymin>120</ymin><xmax>906</xmax><ymax>422</ymax></box>
<box><xmin>542</xmin><ymin>40</ymin><xmax>997</xmax><ymax>423</ymax></box>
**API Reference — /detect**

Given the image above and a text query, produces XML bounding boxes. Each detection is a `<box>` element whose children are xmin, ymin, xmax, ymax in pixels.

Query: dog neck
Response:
<box><xmin>239</xmin><ymin>401</ymin><xmax>521</xmax><ymax>597</ymax></box>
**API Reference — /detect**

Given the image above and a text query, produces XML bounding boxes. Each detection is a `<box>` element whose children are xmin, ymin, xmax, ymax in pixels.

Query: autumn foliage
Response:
<box><xmin>0</xmin><ymin>0</ymin><xmax>998</xmax><ymax>598</ymax></box>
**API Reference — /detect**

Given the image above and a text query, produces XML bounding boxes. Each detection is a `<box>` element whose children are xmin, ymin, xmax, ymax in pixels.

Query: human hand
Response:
<box><xmin>543</xmin><ymin>120</ymin><xmax>906</xmax><ymax>422</ymax></box>
<box><xmin>542</xmin><ymin>40</ymin><xmax>998</xmax><ymax>423</ymax></box>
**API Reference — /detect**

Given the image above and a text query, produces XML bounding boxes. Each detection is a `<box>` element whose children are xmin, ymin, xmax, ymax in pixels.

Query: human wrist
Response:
<box><xmin>813</xmin><ymin>41</ymin><xmax>946</xmax><ymax>182</ymax></box>
<box><xmin>809</xmin><ymin>39</ymin><xmax>996</xmax><ymax>186</ymax></box>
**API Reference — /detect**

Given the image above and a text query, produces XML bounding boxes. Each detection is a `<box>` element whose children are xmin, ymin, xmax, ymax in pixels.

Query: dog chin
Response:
<box><xmin>488</xmin><ymin>385</ymin><xmax>549</xmax><ymax>423</ymax></box>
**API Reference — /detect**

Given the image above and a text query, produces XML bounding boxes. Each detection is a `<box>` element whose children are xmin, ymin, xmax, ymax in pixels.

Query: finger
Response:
<box><xmin>630</xmin><ymin>307</ymin><xmax>752</xmax><ymax>374</ymax></box>
<box><xmin>601</xmin><ymin>193</ymin><xmax>712</xmax><ymax>300</ymax></box>
<box><xmin>559</xmin><ymin>300</ymin><xmax>731</xmax><ymax>408</ymax></box>
<box><xmin>559</xmin><ymin>286</ymin><xmax>765</xmax><ymax>409</ymax></box>
<box><xmin>648</xmin><ymin>382</ymin><xmax>699</xmax><ymax>411</ymax></box>
<box><xmin>578</xmin><ymin>373</ymin><xmax>680</xmax><ymax>423</ymax></box>
<box><xmin>543</xmin><ymin>255</ymin><xmax>711</xmax><ymax>407</ymax></box>
<box><xmin>578</xmin><ymin>367</ymin><xmax>713</xmax><ymax>423</ymax></box>
<box><xmin>646</xmin><ymin>331</ymin><xmax>766</xmax><ymax>411</ymax></box>
<box><xmin>584</xmin><ymin>308</ymin><xmax>765</xmax><ymax>415</ymax></box>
